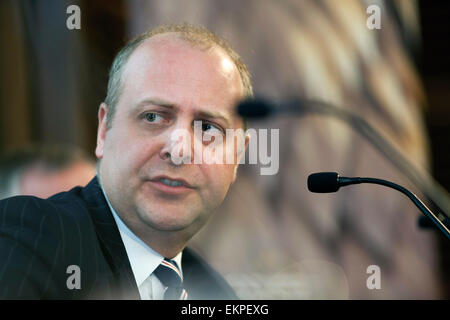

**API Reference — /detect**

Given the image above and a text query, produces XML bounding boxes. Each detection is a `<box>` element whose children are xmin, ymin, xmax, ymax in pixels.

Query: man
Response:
<box><xmin>0</xmin><ymin>144</ymin><xmax>96</xmax><ymax>200</ymax></box>
<box><xmin>0</xmin><ymin>24</ymin><xmax>251</xmax><ymax>299</ymax></box>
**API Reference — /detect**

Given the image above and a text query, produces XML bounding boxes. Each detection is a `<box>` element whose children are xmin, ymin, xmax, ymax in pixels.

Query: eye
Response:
<box><xmin>202</xmin><ymin>122</ymin><xmax>224</xmax><ymax>135</ymax></box>
<box><xmin>144</xmin><ymin>112</ymin><xmax>164</xmax><ymax>123</ymax></box>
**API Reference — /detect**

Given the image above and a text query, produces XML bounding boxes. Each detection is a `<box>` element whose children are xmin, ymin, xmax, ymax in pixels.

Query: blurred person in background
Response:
<box><xmin>0</xmin><ymin>144</ymin><xmax>96</xmax><ymax>199</ymax></box>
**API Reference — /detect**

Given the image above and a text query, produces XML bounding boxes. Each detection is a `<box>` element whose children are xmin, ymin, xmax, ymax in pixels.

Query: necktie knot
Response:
<box><xmin>153</xmin><ymin>258</ymin><xmax>187</xmax><ymax>299</ymax></box>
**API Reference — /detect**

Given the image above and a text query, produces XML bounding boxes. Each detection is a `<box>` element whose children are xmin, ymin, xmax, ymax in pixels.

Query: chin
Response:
<box><xmin>138</xmin><ymin>207</ymin><xmax>199</xmax><ymax>232</ymax></box>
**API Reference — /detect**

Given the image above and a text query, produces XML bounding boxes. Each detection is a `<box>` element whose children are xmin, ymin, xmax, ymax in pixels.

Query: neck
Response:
<box><xmin>132</xmin><ymin>225</ymin><xmax>194</xmax><ymax>259</ymax></box>
<box><xmin>116</xmin><ymin>206</ymin><xmax>205</xmax><ymax>259</ymax></box>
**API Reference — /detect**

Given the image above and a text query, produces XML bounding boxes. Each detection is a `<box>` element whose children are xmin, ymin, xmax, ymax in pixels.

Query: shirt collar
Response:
<box><xmin>99</xmin><ymin>181</ymin><xmax>183</xmax><ymax>287</ymax></box>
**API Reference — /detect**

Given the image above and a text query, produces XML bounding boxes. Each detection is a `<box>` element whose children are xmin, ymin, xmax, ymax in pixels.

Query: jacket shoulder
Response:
<box><xmin>0</xmin><ymin>187</ymin><xmax>94</xmax><ymax>245</ymax></box>
<box><xmin>0</xmin><ymin>188</ymin><xmax>98</xmax><ymax>299</ymax></box>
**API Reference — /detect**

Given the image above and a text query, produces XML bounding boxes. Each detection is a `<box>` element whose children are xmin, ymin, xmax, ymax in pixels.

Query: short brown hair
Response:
<box><xmin>104</xmin><ymin>23</ymin><xmax>253</xmax><ymax>129</ymax></box>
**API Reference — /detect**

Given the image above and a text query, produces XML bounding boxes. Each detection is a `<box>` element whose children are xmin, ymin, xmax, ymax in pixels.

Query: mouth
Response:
<box><xmin>159</xmin><ymin>178</ymin><xmax>185</xmax><ymax>187</ymax></box>
<box><xmin>148</xmin><ymin>175</ymin><xmax>195</xmax><ymax>195</ymax></box>
<box><xmin>152</xmin><ymin>175</ymin><xmax>193</xmax><ymax>187</ymax></box>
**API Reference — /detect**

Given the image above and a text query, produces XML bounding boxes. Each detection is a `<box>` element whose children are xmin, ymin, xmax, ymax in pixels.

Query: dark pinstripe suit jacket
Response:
<box><xmin>0</xmin><ymin>177</ymin><xmax>237</xmax><ymax>299</ymax></box>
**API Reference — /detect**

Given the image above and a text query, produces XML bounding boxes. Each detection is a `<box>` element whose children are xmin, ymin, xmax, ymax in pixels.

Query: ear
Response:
<box><xmin>95</xmin><ymin>103</ymin><xmax>108</xmax><ymax>160</ymax></box>
<box><xmin>231</xmin><ymin>133</ymin><xmax>250</xmax><ymax>184</ymax></box>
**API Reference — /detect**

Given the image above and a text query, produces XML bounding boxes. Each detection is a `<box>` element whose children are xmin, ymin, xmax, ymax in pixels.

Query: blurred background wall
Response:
<box><xmin>0</xmin><ymin>0</ymin><xmax>448</xmax><ymax>299</ymax></box>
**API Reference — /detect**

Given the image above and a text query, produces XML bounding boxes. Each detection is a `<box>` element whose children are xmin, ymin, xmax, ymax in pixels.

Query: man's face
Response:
<box><xmin>96</xmin><ymin>34</ymin><xmax>247</xmax><ymax>238</ymax></box>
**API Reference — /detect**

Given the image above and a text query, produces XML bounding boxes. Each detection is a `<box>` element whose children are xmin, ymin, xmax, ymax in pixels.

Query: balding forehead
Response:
<box><xmin>124</xmin><ymin>34</ymin><xmax>243</xmax><ymax>93</ymax></box>
<box><xmin>143</xmin><ymin>30</ymin><xmax>217</xmax><ymax>50</ymax></box>
<box><xmin>104</xmin><ymin>24</ymin><xmax>252</xmax><ymax>129</ymax></box>
<box><xmin>134</xmin><ymin>32</ymin><xmax>223</xmax><ymax>61</ymax></box>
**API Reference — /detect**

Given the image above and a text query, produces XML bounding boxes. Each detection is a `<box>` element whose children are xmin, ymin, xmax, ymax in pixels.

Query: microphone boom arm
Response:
<box><xmin>339</xmin><ymin>176</ymin><xmax>450</xmax><ymax>239</ymax></box>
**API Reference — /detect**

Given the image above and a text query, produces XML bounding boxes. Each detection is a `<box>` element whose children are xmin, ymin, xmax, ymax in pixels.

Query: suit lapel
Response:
<box><xmin>81</xmin><ymin>177</ymin><xmax>139</xmax><ymax>299</ymax></box>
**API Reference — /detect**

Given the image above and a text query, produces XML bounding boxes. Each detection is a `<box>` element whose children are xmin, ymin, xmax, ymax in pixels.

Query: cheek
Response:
<box><xmin>124</xmin><ymin>144</ymin><xmax>158</xmax><ymax>174</ymax></box>
<box><xmin>201</xmin><ymin>164</ymin><xmax>236</xmax><ymax>195</ymax></box>
<box><xmin>201</xmin><ymin>136</ymin><xmax>242</xmax><ymax>165</ymax></box>
<box><xmin>104</xmin><ymin>133</ymin><xmax>155</xmax><ymax>175</ymax></box>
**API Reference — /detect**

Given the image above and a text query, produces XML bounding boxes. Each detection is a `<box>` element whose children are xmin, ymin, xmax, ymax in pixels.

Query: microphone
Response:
<box><xmin>237</xmin><ymin>97</ymin><xmax>450</xmax><ymax>237</ymax></box>
<box><xmin>307</xmin><ymin>172</ymin><xmax>340</xmax><ymax>193</ymax></box>
<box><xmin>307</xmin><ymin>172</ymin><xmax>450</xmax><ymax>239</ymax></box>
<box><xmin>237</xmin><ymin>99</ymin><xmax>274</xmax><ymax>118</ymax></box>
<box><xmin>237</xmin><ymin>98</ymin><xmax>310</xmax><ymax>119</ymax></box>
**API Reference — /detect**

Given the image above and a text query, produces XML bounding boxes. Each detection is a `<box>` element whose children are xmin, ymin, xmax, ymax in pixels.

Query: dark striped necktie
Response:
<box><xmin>153</xmin><ymin>258</ymin><xmax>188</xmax><ymax>300</ymax></box>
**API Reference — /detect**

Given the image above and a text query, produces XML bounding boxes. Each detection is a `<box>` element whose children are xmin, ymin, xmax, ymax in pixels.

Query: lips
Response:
<box><xmin>150</xmin><ymin>175</ymin><xmax>194</xmax><ymax>188</ymax></box>
<box><xmin>147</xmin><ymin>175</ymin><xmax>195</xmax><ymax>196</ymax></box>
<box><xmin>159</xmin><ymin>178</ymin><xmax>184</xmax><ymax>187</ymax></box>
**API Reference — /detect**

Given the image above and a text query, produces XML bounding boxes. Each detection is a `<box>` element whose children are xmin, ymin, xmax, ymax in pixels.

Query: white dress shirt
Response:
<box><xmin>100</xmin><ymin>185</ymin><xmax>183</xmax><ymax>300</ymax></box>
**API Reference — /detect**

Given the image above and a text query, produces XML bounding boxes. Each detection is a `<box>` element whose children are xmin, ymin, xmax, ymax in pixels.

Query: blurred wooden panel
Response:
<box><xmin>0</xmin><ymin>0</ymin><xmax>31</xmax><ymax>148</ymax></box>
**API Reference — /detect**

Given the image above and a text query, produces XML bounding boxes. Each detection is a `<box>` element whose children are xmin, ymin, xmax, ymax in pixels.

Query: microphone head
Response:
<box><xmin>307</xmin><ymin>172</ymin><xmax>340</xmax><ymax>193</ymax></box>
<box><xmin>236</xmin><ymin>98</ymin><xmax>274</xmax><ymax>119</ymax></box>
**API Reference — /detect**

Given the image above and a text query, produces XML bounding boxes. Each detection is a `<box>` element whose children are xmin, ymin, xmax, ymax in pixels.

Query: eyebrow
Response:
<box><xmin>135</xmin><ymin>98</ymin><xmax>233</xmax><ymax>128</ymax></box>
<box><xmin>135</xmin><ymin>98</ymin><xmax>175</xmax><ymax>109</ymax></box>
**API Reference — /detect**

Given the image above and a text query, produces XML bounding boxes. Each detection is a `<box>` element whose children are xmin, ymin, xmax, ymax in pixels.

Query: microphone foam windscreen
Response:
<box><xmin>307</xmin><ymin>172</ymin><xmax>340</xmax><ymax>193</ymax></box>
<box><xmin>236</xmin><ymin>99</ymin><xmax>273</xmax><ymax>118</ymax></box>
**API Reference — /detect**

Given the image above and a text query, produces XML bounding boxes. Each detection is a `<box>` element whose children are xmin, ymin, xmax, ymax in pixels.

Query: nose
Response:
<box><xmin>159</xmin><ymin>124</ymin><xmax>195</xmax><ymax>165</ymax></box>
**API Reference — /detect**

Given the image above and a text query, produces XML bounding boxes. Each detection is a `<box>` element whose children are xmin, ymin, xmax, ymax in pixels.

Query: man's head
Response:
<box><xmin>104</xmin><ymin>24</ymin><xmax>253</xmax><ymax>130</ymax></box>
<box><xmin>95</xmin><ymin>24</ymin><xmax>252</xmax><ymax>251</ymax></box>
<box><xmin>0</xmin><ymin>144</ymin><xmax>96</xmax><ymax>200</ymax></box>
